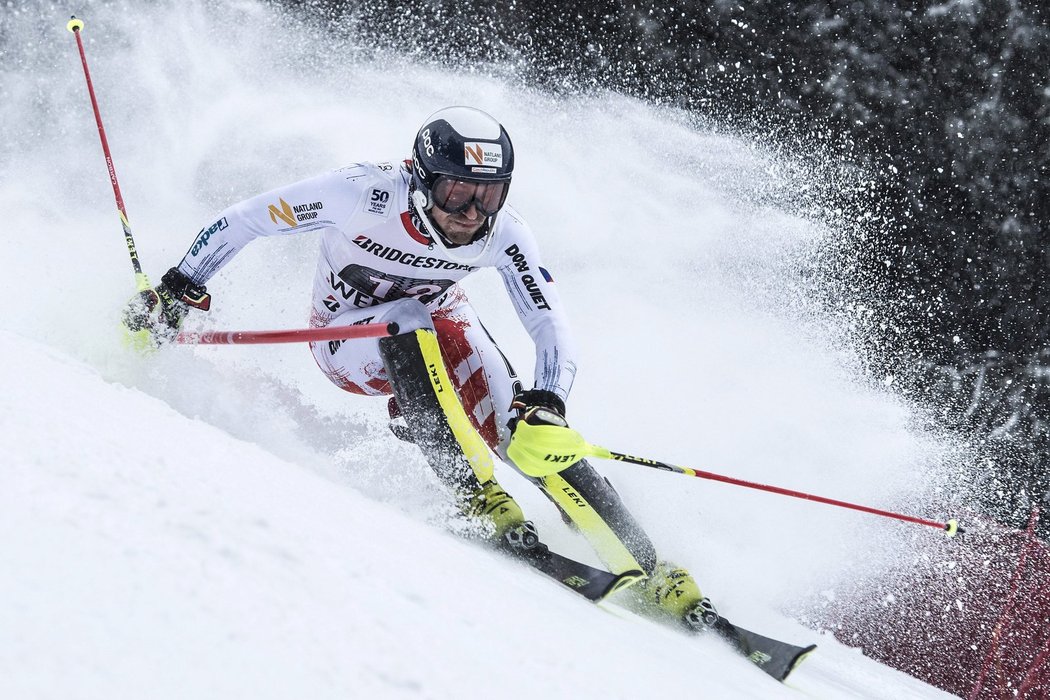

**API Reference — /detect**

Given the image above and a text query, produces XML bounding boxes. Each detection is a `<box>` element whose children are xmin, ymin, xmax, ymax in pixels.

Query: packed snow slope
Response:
<box><xmin>2</xmin><ymin>2</ymin><xmax>959</xmax><ymax>698</ymax></box>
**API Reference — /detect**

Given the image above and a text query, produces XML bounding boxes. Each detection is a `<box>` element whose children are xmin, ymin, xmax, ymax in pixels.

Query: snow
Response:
<box><xmin>2</xmin><ymin>1</ymin><xmax>958</xmax><ymax>698</ymax></box>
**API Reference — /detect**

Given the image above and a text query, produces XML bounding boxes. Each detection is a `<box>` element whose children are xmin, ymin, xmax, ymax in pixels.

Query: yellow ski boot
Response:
<box><xmin>465</xmin><ymin>480</ymin><xmax>529</xmax><ymax>542</ymax></box>
<box><xmin>635</xmin><ymin>561</ymin><xmax>719</xmax><ymax>630</ymax></box>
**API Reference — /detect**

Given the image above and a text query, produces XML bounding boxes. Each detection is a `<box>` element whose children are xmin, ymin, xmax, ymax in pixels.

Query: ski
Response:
<box><xmin>495</xmin><ymin>529</ymin><xmax>814</xmax><ymax>682</ymax></box>
<box><xmin>499</xmin><ymin>538</ymin><xmax>645</xmax><ymax>602</ymax></box>
<box><xmin>709</xmin><ymin>616</ymin><xmax>817</xmax><ymax>682</ymax></box>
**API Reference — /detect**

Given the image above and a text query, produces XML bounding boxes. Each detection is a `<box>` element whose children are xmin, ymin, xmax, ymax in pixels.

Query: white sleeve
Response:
<box><xmin>176</xmin><ymin>166</ymin><xmax>369</xmax><ymax>285</ymax></box>
<box><xmin>494</xmin><ymin>209</ymin><xmax>578</xmax><ymax>402</ymax></box>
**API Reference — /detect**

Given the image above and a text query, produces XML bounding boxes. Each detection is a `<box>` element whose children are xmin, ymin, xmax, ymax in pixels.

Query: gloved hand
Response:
<box><xmin>507</xmin><ymin>389</ymin><xmax>566</xmax><ymax>430</ymax></box>
<box><xmin>506</xmin><ymin>389</ymin><xmax>588</xmax><ymax>477</ymax></box>
<box><xmin>122</xmin><ymin>267</ymin><xmax>211</xmax><ymax>349</ymax></box>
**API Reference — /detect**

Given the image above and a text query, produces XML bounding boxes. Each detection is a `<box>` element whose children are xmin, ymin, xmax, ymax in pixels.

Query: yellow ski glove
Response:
<box><xmin>506</xmin><ymin>390</ymin><xmax>587</xmax><ymax>477</ymax></box>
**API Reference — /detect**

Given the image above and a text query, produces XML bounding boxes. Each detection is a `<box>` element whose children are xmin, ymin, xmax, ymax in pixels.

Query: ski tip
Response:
<box><xmin>780</xmin><ymin>644</ymin><xmax>818</xmax><ymax>682</ymax></box>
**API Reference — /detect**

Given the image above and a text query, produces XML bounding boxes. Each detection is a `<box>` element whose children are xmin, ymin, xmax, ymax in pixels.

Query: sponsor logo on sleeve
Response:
<box><xmin>364</xmin><ymin>188</ymin><xmax>391</xmax><ymax>216</ymax></box>
<box><xmin>323</xmin><ymin>295</ymin><xmax>341</xmax><ymax>312</ymax></box>
<box><xmin>464</xmin><ymin>142</ymin><xmax>503</xmax><ymax>168</ymax></box>
<box><xmin>504</xmin><ymin>244</ymin><xmax>551</xmax><ymax>310</ymax></box>
<box><xmin>190</xmin><ymin>217</ymin><xmax>228</xmax><ymax>256</ymax></box>
<box><xmin>268</xmin><ymin>198</ymin><xmax>324</xmax><ymax>227</ymax></box>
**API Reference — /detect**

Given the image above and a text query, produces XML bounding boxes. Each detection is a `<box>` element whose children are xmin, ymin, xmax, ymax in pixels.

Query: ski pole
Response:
<box><xmin>176</xmin><ymin>322</ymin><xmax>399</xmax><ymax>345</ymax></box>
<box><xmin>67</xmin><ymin>15</ymin><xmax>151</xmax><ymax>292</ymax></box>
<box><xmin>585</xmin><ymin>445</ymin><xmax>963</xmax><ymax>537</ymax></box>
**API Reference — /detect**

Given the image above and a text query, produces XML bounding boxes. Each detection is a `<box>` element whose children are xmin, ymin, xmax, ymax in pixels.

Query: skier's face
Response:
<box><xmin>430</xmin><ymin>202</ymin><xmax>485</xmax><ymax>244</ymax></box>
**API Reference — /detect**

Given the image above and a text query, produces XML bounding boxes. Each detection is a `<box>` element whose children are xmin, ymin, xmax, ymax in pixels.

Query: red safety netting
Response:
<box><xmin>810</xmin><ymin>509</ymin><xmax>1049</xmax><ymax>699</ymax></box>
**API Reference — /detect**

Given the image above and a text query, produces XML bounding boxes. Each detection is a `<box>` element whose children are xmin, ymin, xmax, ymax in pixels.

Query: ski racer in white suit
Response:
<box><xmin>124</xmin><ymin>106</ymin><xmax>716</xmax><ymax>630</ymax></box>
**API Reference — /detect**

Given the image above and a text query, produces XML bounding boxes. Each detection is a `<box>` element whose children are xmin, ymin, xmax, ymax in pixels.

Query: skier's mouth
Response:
<box><xmin>446</xmin><ymin>217</ymin><xmax>483</xmax><ymax>234</ymax></box>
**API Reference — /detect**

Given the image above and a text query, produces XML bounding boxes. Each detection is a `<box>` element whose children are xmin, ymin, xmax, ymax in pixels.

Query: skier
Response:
<box><xmin>124</xmin><ymin>106</ymin><xmax>716</xmax><ymax>630</ymax></box>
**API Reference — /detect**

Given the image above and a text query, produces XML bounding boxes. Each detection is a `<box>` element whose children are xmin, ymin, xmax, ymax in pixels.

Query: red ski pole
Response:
<box><xmin>176</xmin><ymin>323</ymin><xmax>399</xmax><ymax>345</ymax></box>
<box><xmin>586</xmin><ymin>445</ymin><xmax>963</xmax><ymax>537</ymax></box>
<box><xmin>67</xmin><ymin>15</ymin><xmax>151</xmax><ymax>292</ymax></box>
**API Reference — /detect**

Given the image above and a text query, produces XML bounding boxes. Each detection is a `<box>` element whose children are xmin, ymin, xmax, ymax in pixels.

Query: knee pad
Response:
<box><xmin>382</xmin><ymin>298</ymin><xmax>434</xmax><ymax>334</ymax></box>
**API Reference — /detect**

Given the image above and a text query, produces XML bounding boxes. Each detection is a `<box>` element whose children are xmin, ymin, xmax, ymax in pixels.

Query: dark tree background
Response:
<box><xmin>286</xmin><ymin>0</ymin><xmax>1050</xmax><ymax>535</ymax></box>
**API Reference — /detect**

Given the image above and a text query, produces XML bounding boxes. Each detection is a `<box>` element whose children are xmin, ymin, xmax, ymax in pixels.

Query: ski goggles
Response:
<box><xmin>431</xmin><ymin>176</ymin><xmax>510</xmax><ymax>216</ymax></box>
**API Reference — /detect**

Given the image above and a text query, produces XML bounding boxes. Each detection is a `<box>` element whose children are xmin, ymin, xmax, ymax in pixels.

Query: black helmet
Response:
<box><xmin>411</xmin><ymin>106</ymin><xmax>514</xmax><ymax>222</ymax></box>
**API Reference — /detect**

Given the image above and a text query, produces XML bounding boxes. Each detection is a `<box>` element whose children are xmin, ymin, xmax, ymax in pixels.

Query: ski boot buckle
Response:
<box><xmin>504</xmin><ymin>521</ymin><xmax>540</xmax><ymax>551</ymax></box>
<box><xmin>685</xmin><ymin>597</ymin><xmax>720</xmax><ymax>630</ymax></box>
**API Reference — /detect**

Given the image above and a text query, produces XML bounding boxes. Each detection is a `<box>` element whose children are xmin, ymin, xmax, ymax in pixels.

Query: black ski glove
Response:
<box><xmin>507</xmin><ymin>389</ymin><xmax>568</xmax><ymax>432</ymax></box>
<box><xmin>506</xmin><ymin>389</ymin><xmax>586</xmax><ymax>477</ymax></box>
<box><xmin>123</xmin><ymin>267</ymin><xmax>211</xmax><ymax>347</ymax></box>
